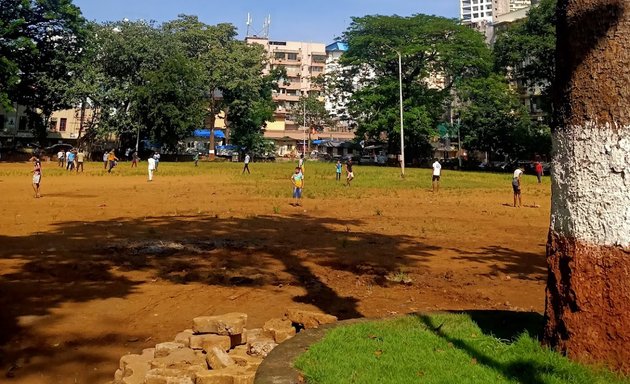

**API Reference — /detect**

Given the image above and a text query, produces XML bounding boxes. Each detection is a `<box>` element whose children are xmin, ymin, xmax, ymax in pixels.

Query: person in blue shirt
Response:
<box><xmin>335</xmin><ymin>160</ymin><xmax>342</xmax><ymax>181</ymax></box>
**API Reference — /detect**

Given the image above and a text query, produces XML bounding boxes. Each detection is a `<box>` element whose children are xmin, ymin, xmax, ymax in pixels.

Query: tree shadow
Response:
<box><xmin>0</xmin><ymin>213</ymin><xmax>439</xmax><ymax>375</ymax></box>
<box><xmin>449</xmin><ymin>245</ymin><xmax>546</xmax><ymax>281</ymax></box>
<box><xmin>415</xmin><ymin>311</ymin><xmax>580</xmax><ymax>384</ymax></box>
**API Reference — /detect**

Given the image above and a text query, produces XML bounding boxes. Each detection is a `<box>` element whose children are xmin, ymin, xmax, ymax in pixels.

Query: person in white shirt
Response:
<box><xmin>432</xmin><ymin>158</ymin><xmax>442</xmax><ymax>193</ymax></box>
<box><xmin>153</xmin><ymin>152</ymin><xmax>160</xmax><ymax>171</ymax></box>
<box><xmin>57</xmin><ymin>150</ymin><xmax>65</xmax><ymax>168</ymax></box>
<box><xmin>512</xmin><ymin>167</ymin><xmax>524</xmax><ymax>207</ymax></box>
<box><xmin>147</xmin><ymin>156</ymin><xmax>156</xmax><ymax>181</ymax></box>
<box><xmin>242</xmin><ymin>154</ymin><xmax>251</xmax><ymax>174</ymax></box>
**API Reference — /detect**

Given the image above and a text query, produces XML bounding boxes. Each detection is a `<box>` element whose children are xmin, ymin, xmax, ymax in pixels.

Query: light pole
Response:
<box><xmin>383</xmin><ymin>44</ymin><xmax>405</xmax><ymax>177</ymax></box>
<box><xmin>396</xmin><ymin>50</ymin><xmax>405</xmax><ymax>178</ymax></box>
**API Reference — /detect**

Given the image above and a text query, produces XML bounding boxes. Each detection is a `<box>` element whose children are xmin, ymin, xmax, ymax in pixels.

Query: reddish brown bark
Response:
<box><xmin>545</xmin><ymin>233</ymin><xmax>630</xmax><ymax>372</ymax></box>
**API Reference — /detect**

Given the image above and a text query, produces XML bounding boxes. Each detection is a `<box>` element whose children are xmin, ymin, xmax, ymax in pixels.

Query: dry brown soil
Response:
<box><xmin>0</xmin><ymin>162</ymin><xmax>550</xmax><ymax>383</ymax></box>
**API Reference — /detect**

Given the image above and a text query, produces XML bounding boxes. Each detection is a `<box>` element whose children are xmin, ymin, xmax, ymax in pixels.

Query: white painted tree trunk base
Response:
<box><xmin>551</xmin><ymin>121</ymin><xmax>630</xmax><ymax>248</ymax></box>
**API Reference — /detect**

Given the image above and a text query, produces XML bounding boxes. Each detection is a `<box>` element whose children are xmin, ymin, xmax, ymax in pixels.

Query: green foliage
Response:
<box><xmin>295</xmin><ymin>313</ymin><xmax>628</xmax><ymax>384</ymax></box>
<box><xmin>494</xmin><ymin>0</ymin><xmax>557</xmax><ymax>113</ymax></box>
<box><xmin>339</xmin><ymin>14</ymin><xmax>492</xmax><ymax>159</ymax></box>
<box><xmin>458</xmin><ymin>75</ymin><xmax>532</xmax><ymax>160</ymax></box>
<box><xmin>0</xmin><ymin>0</ymin><xmax>88</xmax><ymax>140</ymax></box>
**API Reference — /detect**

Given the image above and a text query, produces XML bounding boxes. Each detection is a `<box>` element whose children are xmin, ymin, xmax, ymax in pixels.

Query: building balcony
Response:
<box><xmin>273</xmin><ymin>94</ymin><xmax>300</xmax><ymax>102</ymax></box>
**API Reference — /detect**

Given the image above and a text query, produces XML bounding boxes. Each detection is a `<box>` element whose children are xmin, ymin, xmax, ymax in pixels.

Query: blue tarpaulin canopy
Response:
<box><xmin>193</xmin><ymin>129</ymin><xmax>225</xmax><ymax>139</ymax></box>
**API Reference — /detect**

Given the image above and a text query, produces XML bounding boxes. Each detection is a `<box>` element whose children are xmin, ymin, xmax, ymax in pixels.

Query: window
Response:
<box><xmin>49</xmin><ymin>118</ymin><xmax>57</xmax><ymax>131</ymax></box>
<box><xmin>287</xmin><ymin>53</ymin><xmax>298</xmax><ymax>61</ymax></box>
<box><xmin>18</xmin><ymin>116</ymin><xmax>27</xmax><ymax>131</ymax></box>
<box><xmin>311</xmin><ymin>66</ymin><xmax>323</xmax><ymax>73</ymax></box>
<box><xmin>274</xmin><ymin>52</ymin><xmax>285</xmax><ymax>60</ymax></box>
<box><xmin>312</xmin><ymin>55</ymin><xmax>327</xmax><ymax>63</ymax></box>
<box><xmin>59</xmin><ymin>118</ymin><xmax>67</xmax><ymax>132</ymax></box>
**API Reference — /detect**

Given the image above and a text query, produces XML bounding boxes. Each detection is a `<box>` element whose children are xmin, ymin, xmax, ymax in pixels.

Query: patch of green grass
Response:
<box><xmin>295</xmin><ymin>313</ymin><xmax>629</xmax><ymax>384</ymax></box>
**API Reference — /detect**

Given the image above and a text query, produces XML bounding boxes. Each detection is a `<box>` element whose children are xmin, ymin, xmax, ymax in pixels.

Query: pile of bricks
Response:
<box><xmin>112</xmin><ymin>309</ymin><xmax>337</xmax><ymax>384</ymax></box>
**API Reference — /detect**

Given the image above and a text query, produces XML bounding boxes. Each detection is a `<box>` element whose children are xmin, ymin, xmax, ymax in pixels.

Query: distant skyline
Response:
<box><xmin>73</xmin><ymin>0</ymin><xmax>460</xmax><ymax>43</ymax></box>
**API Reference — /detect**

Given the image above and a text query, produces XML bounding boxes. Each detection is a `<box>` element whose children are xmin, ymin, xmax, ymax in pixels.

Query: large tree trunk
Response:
<box><xmin>545</xmin><ymin>0</ymin><xmax>630</xmax><ymax>372</ymax></box>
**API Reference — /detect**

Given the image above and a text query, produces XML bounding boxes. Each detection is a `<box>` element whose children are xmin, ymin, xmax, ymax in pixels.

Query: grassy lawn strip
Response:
<box><xmin>294</xmin><ymin>313</ymin><xmax>629</xmax><ymax>384</ymax></box>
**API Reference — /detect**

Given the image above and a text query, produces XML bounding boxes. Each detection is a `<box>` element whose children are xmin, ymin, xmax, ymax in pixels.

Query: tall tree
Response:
<box><xmin>0</xmin><ymin>0</ymin><xmax>87</xmax><ymax>142</ymax></box>
<box><xmin>458</xmin><ymin>75</ymin><xmax>532</xmax><ymax>160</ymax></box>
<box><xmin>340</xmin><ymin>14</ymin><xmax>492</xmax><ymax>159</ymax></box>
<box><xmin>545</xmin><ymin>0</ymin><xmax>630</xmax><ymax>372</ymax></box>
<box><xmin>494</xmin><ymin>0</ymin><xmax>557</xmax><ymax>115</ymax></box>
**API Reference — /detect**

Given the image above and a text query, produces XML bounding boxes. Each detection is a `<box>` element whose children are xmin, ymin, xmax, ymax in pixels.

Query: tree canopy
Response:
<box><xmin>338</xmin><ymin>14</ymin><xmax>492</xmax><ymax>159</ymax></box>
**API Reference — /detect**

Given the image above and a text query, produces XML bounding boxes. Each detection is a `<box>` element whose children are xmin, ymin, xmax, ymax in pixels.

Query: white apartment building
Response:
<box><xmin>461</xmin><ymin>0</ymin><xmax>532</xmax><ymax>24</ymax></box>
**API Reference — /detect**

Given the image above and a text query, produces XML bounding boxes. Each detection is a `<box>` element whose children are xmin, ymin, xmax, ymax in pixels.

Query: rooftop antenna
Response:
<box><xmin>246</xmin><ymin>13</ymin><xmax>252</xmax><ymax>37</ymax></box>
<box><xmin>262</xmin><ymin>14</ymin><xmax>271</xmax><ymax>38</ymax></box>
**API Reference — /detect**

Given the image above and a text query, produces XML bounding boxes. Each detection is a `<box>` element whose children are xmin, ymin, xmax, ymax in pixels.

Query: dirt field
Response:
<box><xmin>0</xmin><ymin>160</ymin><xmax>551</xmax><ymax>383</ymax></box>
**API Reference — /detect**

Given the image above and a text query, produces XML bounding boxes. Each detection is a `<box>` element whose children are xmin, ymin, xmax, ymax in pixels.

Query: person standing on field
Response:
<box><xmin>57</xmin><ymin>150</ymin><xmax>65</xmax><ymax>168</ymax></box>
<box><xmin>103</xmin><ymin>152</ymin><xmax>108</xmax><ymax>170</ymax></box>
<box><xmin>148</xmin><ymin>155</ymin><xmax>156</xmax><ymax>181</ymax></box>
<box><xmin>153</xmin><ymin>152</ymin><xmax>160</xmax><ymax>171</ymax></box>
<box><xmin>290</xmin><ymin>166</ymin><xmax>304</xmax><ymax>206</ymax></box>
<box><xmin>76</xmin><ymin>149</ymin><xmax>85</xmax><ymax>173</ymax></box>
<box><xmin>432</xmin><ymin>158</ymin><xmax>442</xmax><ymax>193</ymax></box>
<box><xmin>193</xmin><ymin>152</ymin><xmax>199</xmax><ymax>167</ymax></box>
<box><xmin>298</xmin><ymin>154</ymin><xmax>305</xmax><ymax>174</ymax></box>
<box><xmin>242</xmin><ymin>153</ymin><xmax>251</xmax><ymax>174</ymax></box>
<box><xmin>335</xmin><ymin>160</ymin><xmax>342</xmax><ymax>181</ymax></box>
<box><xmin>535</xmin><ymin>161</ymin><xmax>543</xmax><ymax>184</ymax></box>
<box><xmin>66</xmin><ymin>150</ymin><xmax>75</xmax><ymax>171</ymax></box>
<box><xmin>131</xmin><ymin>151</ymin><xmax>139</xmax><ymax>168</ymax></box>
<box><xmin>346</xmin><ymin>158</ymin><xmax>354</xmax><ymax>186</ymax></box>
<box><xmin>30</xmin><ymin>155</ymin><xmax>42</xmax><ymax>198</ymax></box>
<box><xmin>512</xmin><ymin>167</ymin><xmax>524</xmax><ymax>207</ymax></box>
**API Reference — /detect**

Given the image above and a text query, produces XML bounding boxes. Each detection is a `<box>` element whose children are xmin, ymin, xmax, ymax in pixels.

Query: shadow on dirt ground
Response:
<box><xmin>0</xmin><ymin>213</ymin><xmax>441</xmax><ymax>374</ymax></box>
<box><xmin>449</xmin><ymin>246</ymin><xmax>547</xmax><ymax>281</ymax></box>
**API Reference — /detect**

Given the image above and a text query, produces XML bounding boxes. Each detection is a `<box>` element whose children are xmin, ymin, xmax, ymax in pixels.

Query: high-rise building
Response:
<box><xmin>461</xmin><ymin>0</ymin><xmax>532</xmax><ymax>24</ymax></box>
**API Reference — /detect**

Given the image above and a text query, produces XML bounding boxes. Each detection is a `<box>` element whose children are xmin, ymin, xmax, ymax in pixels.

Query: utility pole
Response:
<box><xmin>397</xmin><ymin>50</ymin><xmax>405</xmax><ymax>178</ymax></box>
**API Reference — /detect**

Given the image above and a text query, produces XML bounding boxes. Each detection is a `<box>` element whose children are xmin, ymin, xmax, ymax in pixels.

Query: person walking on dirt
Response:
<box><xmin>131</xmin><ymin>151</ymin><xmax>139</xmax><ymax>168</ymax></box>
<box><xmin>76</xmin><ymin>149</ymin><xmax>85</xmax><ymax>173</ymax></box>
<box><xmin>291</xmin><ymin>166</ymin><xmax>304</xmax><ymax>206</ymax></box>
<box><xmin>148</xmin><ymin>155</ymin><xmax>156</xmax><ymax>181</ymax></box>
<box><xmin>512</xmin><ymin>167</ymin><xmax>524</xmax><ymax>207</ymax></box>
<box><xmin>535</xmin><ymin>161</ymin><xmax>543</xmax><ymax>184</ymax></box>
<box><xmin>242</xmin><ymin>153</ymin><xmax>251</xmax><ymax>174</ymax></box>
<box><xmin>335</xmin><ymin>160</ymin><xmax>342</xmax><ymax>181</ymax></box>
<box><xmin>346</xmin><ymin>158</ymin><xmax>354</xmax><ymax>186</ymax></box>
<box><xmin>107</xmin><ymin>150</ymin><xmax>119</xmax><ymax>173</ymax></box>
<box><xmin>432</xmin><ymin>158</ymin><xmax>442</xmax><ymax>193</ymax></box>
<box><xmin>30</xmin><ymin>155</ymin><xmax>42</xmax><ymax>198</ymax></box>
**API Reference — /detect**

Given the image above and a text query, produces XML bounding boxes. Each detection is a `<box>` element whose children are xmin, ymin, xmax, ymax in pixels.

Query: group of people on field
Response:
<box><xmin>288</xmin><ymin>155</ymin><xmax>355</xmax><ymax>206</ymax></box>
<box><xmin>57</xmin><ymin>149</ymin><xmax>86</xmax><ymax>172</ymax></box>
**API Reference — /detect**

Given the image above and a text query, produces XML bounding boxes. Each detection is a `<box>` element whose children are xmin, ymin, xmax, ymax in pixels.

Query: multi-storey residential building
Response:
<box><xmin>461</xmin><ymin>0</ymin><xmax>533</xmax><ymax>24</ymax></box>
<box><xmin>246</xmin><ymin>36</ymin><xmax>327</xmax><ymax>132</ymax></box>
<box><xmin>0</xmin><ymin>105</ymin><xmax>91</xmax><ymax>149</ymax></box>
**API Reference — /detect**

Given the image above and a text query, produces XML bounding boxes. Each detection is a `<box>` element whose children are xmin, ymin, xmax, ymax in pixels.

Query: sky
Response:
<box><xmin>72</xmin><ymin>0</ymin><xmax>459</xmax><ymax>43</ymax></box>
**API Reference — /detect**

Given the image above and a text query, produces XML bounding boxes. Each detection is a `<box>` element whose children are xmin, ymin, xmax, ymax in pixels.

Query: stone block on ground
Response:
<box><xmin>194</xmin><ymin>370</ymin><xmax>234</xmax><ymax>384</ymax></box>
<box><xmin>144</xmin><ymin>368</ymin><xmax>195</xmax><ymax>384</ymax></box>
<box><xmin>246</xmin><ymin>339</ymin><xmax>278</xmax><ymax>358</ymax></box>
<box><xmin>244</xmin><ymin>328</ymin><xmax>265</xmax><ymax>342</ymax></box>
<box><xmin>192</xmin><ymin>313</ymin><xmax>247</xmax><ymax>335</ymax></box>
<box><xmin>116</xmin><ymin>348</ymin><xmax>154</xmax><ymax>384</ymax></box>
<box><xmin>155</xmin><ymin>342</ymin><xmax>186</xmax><ymax>358</ymax></box>
<box><xmin>174</xmin><ymin>330</ymin><xmax>194</xmax><ymax>347</ymax></box>
<box><xmin>285</xmin><ymin>309</ymin><xmax>337</xmax><ymax>329</ymax></box>
<box><xmin>191</xmin><ymin>334</ymin><xmax>230</xmax><ymax>351</ymax></box>
<box><xmin>206</xmin><ymin>346</ymin><xmax>235</xmax><ymax>370</ymax></box>
<box><xmin>150</xmin><ymin>347</ymin><xmax>208</xmax><ymax>371</ymax></box>
<box><xmin>262</xmin><ymin>318</ymin><xmax>296</xmax><ymax>343</ymax></box>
